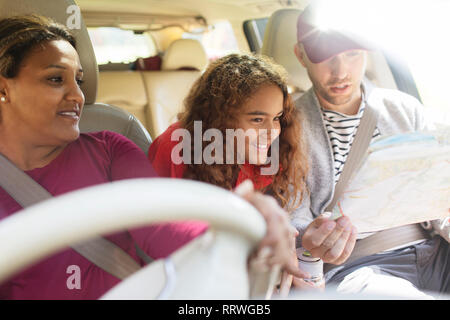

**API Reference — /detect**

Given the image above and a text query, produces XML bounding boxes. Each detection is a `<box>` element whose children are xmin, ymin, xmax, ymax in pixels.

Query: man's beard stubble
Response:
<box><xmin>310</xmin><ymin>74</ymin><xmax>354</xmax><ymax>107</ymax></box>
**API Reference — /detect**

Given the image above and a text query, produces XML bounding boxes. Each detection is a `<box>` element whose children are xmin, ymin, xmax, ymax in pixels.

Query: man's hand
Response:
<box><xmin>234</xmin><ymin>180</ymin><xmax>307</xmax><ymax>279</ymax></box>
<box><xmin>301</xmin><ymin>212</ymin><xmax>358</xmax><ymax>264</ymax></box>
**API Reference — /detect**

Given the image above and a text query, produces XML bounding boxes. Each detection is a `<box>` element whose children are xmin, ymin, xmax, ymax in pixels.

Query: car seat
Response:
<box><xmin>143</xmin><ymin>38</ymin><xmax>208</xmax><ymax>138</ymax></box>
<box><xmin>161</xmin><ymin>38</ymin><xmax>207</xmax><ymax>71</ymax></box>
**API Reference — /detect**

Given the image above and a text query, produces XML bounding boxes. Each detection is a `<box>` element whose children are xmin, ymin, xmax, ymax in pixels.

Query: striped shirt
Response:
<box><xmin>322</xmin><ymin>99</ymin><xmax>381</xmax><ymax>184</ymax></box>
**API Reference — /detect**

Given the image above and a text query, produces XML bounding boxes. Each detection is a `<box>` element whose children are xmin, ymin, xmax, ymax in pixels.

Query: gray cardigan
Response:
<box><xmin>291</xmin><ymin>80</ymin><xmax>429</xmax><ymax>245</ymax></box>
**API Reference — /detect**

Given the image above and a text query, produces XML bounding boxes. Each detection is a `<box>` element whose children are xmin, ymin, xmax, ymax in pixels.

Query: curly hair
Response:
<box><xmin>178</xmin><ymin>53</ymin><xmax>308</xmax><ymax>212</ymax></box>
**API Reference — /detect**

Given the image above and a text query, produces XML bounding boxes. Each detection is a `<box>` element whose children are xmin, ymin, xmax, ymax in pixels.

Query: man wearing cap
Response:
<box><xmin>290</xmin><ymin>5</ymin><xmax>449</xmax><ymax>297</ymax></box>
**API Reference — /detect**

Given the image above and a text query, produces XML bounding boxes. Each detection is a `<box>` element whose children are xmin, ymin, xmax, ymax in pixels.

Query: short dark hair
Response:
<box><xmin>0</xmin><ymin>14</ymin><xmax>76</xmax><ymax>78</ymax></box>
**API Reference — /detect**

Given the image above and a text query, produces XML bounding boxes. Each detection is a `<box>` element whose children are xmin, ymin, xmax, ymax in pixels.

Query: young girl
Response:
<box><xmin>149</xmin><ymin>53</ymin><xmax>308</xmax><ymax>212</ymax></box>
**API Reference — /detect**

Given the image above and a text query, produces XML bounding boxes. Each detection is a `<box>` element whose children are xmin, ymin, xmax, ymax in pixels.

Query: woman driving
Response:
<box><xmin>0</xmin><ymin>15</ymin><xmax>306</xmax><ymax>299</ymax></box>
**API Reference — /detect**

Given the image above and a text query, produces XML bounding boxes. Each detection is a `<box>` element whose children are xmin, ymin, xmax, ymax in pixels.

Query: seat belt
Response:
<box><xmin>324</xmin><ymin>104</ymin><xmax>379</xmax><ymax>213</ymax></box>
<box><xmin>0</xmin><ymin>153</ymin><xmax>151</xmax><ymax>280</ymax></box>
<box><xmin>322</xmin><ymin>104</ymin><xmax>429</xmax><ymax>272</ymax></box>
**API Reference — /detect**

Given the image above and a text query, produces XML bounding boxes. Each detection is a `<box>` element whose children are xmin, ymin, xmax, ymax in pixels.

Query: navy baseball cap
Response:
<box><xmin>297</xmin><ymin>5</ymin><xmax>369</xmax><ymax>63</ymax></box>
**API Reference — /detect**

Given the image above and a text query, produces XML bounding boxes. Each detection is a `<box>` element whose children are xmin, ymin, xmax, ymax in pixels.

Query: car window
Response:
<box><xmin>243</xmin><ymin>17</ymin><xmax>268</xmax><ymax>53</ymax></box>
<box><xmin>182</xmin><ymin>20</ymin><xmax>239</xmax><ymax>61</ymax></box>
<box><xmin>87</xmin><ymin>27</ymin><xmax>157</xmax><ymax>65</ymax></box>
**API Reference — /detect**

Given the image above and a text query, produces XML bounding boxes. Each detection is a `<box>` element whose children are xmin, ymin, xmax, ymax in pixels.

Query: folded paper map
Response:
<box><xmin>334</xmin><ymin>129</ymin><xmax>450</xmax><ymax>233</ymax></box>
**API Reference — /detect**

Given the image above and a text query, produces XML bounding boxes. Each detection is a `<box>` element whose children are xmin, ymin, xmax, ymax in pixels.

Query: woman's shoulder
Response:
<box><xmin>79</xmin><ymin>130</ymin><xmax>129</xmax><ymax>143</ymax></box>
<box><xmin>76</xmin><ymin>130</ymin><xmax>148</xmax><ymax>160</ymax></box>
<box><xmin>78</xmin><ymin>130</ymin><xmax>141</xmax><ymax>150</ymax></box>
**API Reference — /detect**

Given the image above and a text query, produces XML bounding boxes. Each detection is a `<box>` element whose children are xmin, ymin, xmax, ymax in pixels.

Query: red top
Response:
<box><xmin>148</xmin><ymin>122</ymin><xmax>274</xmax><ymax>189</ymax></box>
<box><xmin>0</xmin><ymin>131</ymin><xmax>207</xmax><ymax>299</ymax></box>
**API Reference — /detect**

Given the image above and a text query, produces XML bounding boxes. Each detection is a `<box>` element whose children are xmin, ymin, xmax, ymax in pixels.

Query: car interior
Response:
<box><xmin>97</xmin><ymin>38</ymin><xmax>208</xmax><ymax>139</ymax></box>
<box><xmin>0</xmin><ymin>0</ymin><xmax>276</xmax><ymax>300</ymax></box>
<box><xmin>0</xmin><ymin>0</ymin><xmax>448</xmax><ymax>301</ymax></box>
<box><xmin>85</xmin><ymin>1</ymin><xmax>416</xmax><ymax>142</ymax></box>
<box><xmin>0</xmin><ymin>0</ymin><xmax>426</xmax><ymax>145</ymax></box>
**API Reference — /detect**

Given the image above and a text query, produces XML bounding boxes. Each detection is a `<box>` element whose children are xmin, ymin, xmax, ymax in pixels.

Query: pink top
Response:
<box><xmin>0</xmin><ymin>131</ymin><xmax>207</xmax><ymax>299</ymax></box>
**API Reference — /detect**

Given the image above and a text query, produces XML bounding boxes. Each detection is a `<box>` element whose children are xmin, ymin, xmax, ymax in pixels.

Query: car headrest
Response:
<box><xmin>261</xmin><ymin>9</ymin><xmax>311</xmax><ymax>93</ymax></box>
<box><xmin>0</xmin><ymin>0</ymin><xmax>98</xmax><ymax>104</ymax></box>
<box><xmin>262</xmin><ymin>8</ymin><xmax>397</xmax><ymax>93</ymax></box>
<box><xmin>161</xmin><ymin>39</ymin><xmax>208</xmax><ymax>71</ymax></box>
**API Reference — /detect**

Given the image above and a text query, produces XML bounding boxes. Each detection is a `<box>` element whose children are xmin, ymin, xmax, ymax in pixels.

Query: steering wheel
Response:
<box><xmin>0</xmin><ymin>178</ymin><xmax>266</xmax><ymax>299</ymax></box>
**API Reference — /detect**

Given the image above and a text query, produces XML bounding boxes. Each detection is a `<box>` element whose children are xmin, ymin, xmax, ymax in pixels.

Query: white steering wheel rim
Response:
<box><xmin>0</xmin><ymin>178</ymin><xmax>266</xmax><ymax>284</ymax></box>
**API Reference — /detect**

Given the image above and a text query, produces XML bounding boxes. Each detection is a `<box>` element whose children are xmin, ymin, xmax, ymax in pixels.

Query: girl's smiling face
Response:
<box><xmin>235</xmin><ymin>84</ymin><xmax>283</xmax><ymax>165</ymax></box>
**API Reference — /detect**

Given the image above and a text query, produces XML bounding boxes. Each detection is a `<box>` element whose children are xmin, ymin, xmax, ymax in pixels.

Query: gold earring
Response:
<box><xmin>0</xmin><ymin>96</ymin><xmax>5</xmax><ymax>102</ymax></box>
